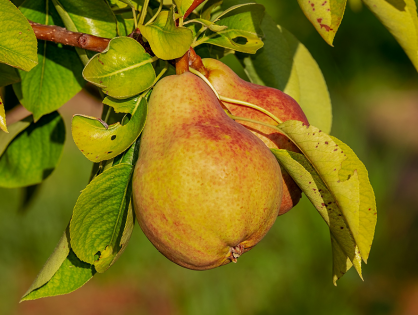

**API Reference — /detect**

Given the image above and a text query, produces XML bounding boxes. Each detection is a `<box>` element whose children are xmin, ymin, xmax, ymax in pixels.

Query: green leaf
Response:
<box><xmin>21</xmin><ymin>228</ymin><xmax>70</xmax><ymax>300</ymax></box>
<box><xmin>116</xmin><ymin>15</ymin><xmax>135</xmax><ymax>36</ymax></box>
<box><xmin>139</xmin><ymin>8</ymin><xmax>194</xmax><ymax>60</ymax></box>
<box><xmin>0</xmin><ymin>96</ymin><xmax>7</xmax><ymax>133</ymax></box>
<box><xmin>201</xmin><ymin>0</ymin><xmax>223</xmax><ymax>20</ymax></box>
<box><xmin>0</xmin><ymin>111</ymin><xmax>65</xmax><ymax>188</ymax></box>
<box><xmin>362</xmin><ymin>0</ymin><xmax>418</xmax><ymax>71</ymax></box>
<box><xmin>281</xmin><ymin>26</ymin><xmax>332</xmax><ymax>134</ymax></box>
<box><xmin>82</xmin><ymin>37</ymin><xmax>156</xmax><ymax>98</ymax></box>
<box><xmin>53</xmin><ymin>0</ymin><xmax>117</xmax><ymax>38</ymax></box>
<box><xmin>72</xmin><ymin>96</ymin><xmax>147</xmax><ymax>163</ymax></box>
<box><xmin>239</xmin><ymin>14</ymin><xmax>299</xmax><ymax>98</ymax></box>
<box><xmin>0</xmin><ymin>116</ymin><xmax>32</xmax><ymax>156</ymax></box>
<box><xmin>174</xmin><ymin>0</ymin><xmax>194</xmax><ymax>17</ymax></box>
<box><xmin>22</xmin><ymin>250</ymin><xmax>95</xmax><ymax>301</ymax></box>
<box><xmin>13</xmin><ymin>0</ymin><xmax>85</xmax><ymax>121</ymax></box>
<box><xmin>70</xmin><ymin>163</ymin><xmax>134</xmax><ymax>271</ymax></box>
<box><xmin>0</xmin><ymin>63</ymin><xmax>20</xmax><ymax>87</ymax></box>
<box><xmin>187</xmin><ymin>18</ymin><xmax>228</xmax><ymax>32</ymax></box>
<box><xmin>271</xmin><ymin>148</ymin><xmax>363</xmax><ymax>281</ymax></box>
<box><xmin>297</xmin><ymin>0</ymin><xmax>347</xmax><ymax>46</ymax></box>
<box><xmin>195</xmin><ymin>3</ymin><xmax>265</xmax><ymax>54</ymax></box>
<box><xmin>0</xmin><ymin>0</ymin><xmax>38</xmax><ymax>71</ymax></box>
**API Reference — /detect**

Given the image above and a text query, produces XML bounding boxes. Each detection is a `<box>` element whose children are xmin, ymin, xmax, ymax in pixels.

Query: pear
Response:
<box><xmin>203</xmin><ymin>58</ymin><xmax>309</xmax><ymax>215</ymax></box>
<box><xmin>132</xmin><ymin>72</ymin><xmax>283</xmax><ymax>270</ymax></box>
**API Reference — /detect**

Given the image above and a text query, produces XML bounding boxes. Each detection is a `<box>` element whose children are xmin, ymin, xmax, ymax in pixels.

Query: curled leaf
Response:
<box><xmin>72</xmin><ymin>96</ymin><xmax>147</xmax><ymax>162</ymax></box>
<box><xmin>83</xmin><ymin>37</ymin><xmax>156</xmax><ymax>98</ymax></box>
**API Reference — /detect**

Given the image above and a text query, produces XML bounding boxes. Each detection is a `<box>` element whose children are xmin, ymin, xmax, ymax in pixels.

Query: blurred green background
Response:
<box><xmin>1</xmin><ymin>1</ymin><xmax>418</xmax><ymax>314</ymax></box>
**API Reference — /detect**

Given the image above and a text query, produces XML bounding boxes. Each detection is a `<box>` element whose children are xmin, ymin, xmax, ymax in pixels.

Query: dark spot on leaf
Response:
<box><xmin>340</xmin><ymin>227</ymin><xmax>344</xmax><ymax>229</ymax></box>
<box><xmin>111</xmin><ymin>135</ymin><xmax>116</xmax><ymax>140</ymax></box>
<box><xmin>325</xmin><ymin>142</ymin><xmax>328</xmax><ymax>145</ymax></box>
<box><xmin>107</xmin><ymin>151</ymin><xmax>113</xmax><ymax>154</ymax></box>
<box><xmin>232</xmin><ymin>37</ymin><xmax>248</xmax><ymax>45</ymax></box>
<box><xmin>334</xmin><ymin>149</ymin><xmax>338</xmax><ymax>151</ymax></box>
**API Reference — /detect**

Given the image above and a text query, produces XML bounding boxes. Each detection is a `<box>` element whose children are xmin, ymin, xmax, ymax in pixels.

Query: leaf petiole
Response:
<box><xmin>139</xmin><ymin>0</ymin><xmax>150</xmax><ymax>25</ymax></box>
<box><xmin>145</xmin><ymin>0</ymin><xmax>163</xmax><ymax>26</ymax></box>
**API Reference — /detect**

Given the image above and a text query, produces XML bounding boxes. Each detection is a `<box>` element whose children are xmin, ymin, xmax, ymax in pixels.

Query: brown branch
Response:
<box><xmin>29</xmin><ymin>21</ymin><xmax>111</xmax><ymax>53</ymax></box>
<box><xmin>184</xmin><ymin>0</ymin><xmax>206</xmax><ymax>20</ymax></box>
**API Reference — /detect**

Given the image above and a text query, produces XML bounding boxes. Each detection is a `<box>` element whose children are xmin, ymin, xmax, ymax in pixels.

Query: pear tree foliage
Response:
<box><xmin>3</xmin><ymin>0</ymin><xmax>414</xmax><ymax>300</ymax></box>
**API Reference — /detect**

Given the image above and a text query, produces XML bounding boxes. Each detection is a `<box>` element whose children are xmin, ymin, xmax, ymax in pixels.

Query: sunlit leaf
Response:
<box><xmin>174</xmin><ymin>0</ymin><xmax>194</xmax><ymax>17</ymax></box>
<box><xmin>331</xmin><ymin>136</ymin><xmax>376</xmax><ymax>262</ymax></box>
<box><xmin>14</xmin><ymin>0</ymin><xmax>85</xmax><ymax>121</ymax></box>
<box><xmin>83</xmin><ymin>37</ymin><xmax>155</xmax><ymax>98</ymax></box>
<box><xmin>139</xmin><ymin>9</ymin><xmax>193</xmax><ymax>60</ymax></box>
<box><xmin>21</xmin><ymin>228</ymin><xmax>71</xmax><ymax>300</ymax></box>
<box><xmin>276</xmin><ymin>120</ymin><xmax>376</xmax><ymax>264</ymax></box>
<box><xmin>22</xmin><ymin>249</ymin><xmax>95</xmax><ymax>301</ymax></box>
<box><xmin>72</xmin><ymin>96</ymin><xmax>147</xmax><ymax>162</ymax></box>
<box><xmin>297</xmin><ymin>0</ymin><xmax>347</xmax><ymax>46</ymax></box>
<box><xmin>271</xmin><ymin>148</ymin><xmax>363</xmax><ymax>280</ymax></box>
<box><xmin>195</xmin><ymin>3</ymin><xmax>265</xmax><ymax>54</ymax></box>
<box><xmin>201</xmin><ymin>0</ymin><xmax>223</xmax><ymax>20</ymax></box>
<box><xmin>0</xmin><ymin>96</ymin><xmax>7</xmax><ymax>133</ymax></box>
<box><xmin>54</xmin><ymin>0</ymin><xmax>117</xmax><ymax>38</ymax></box>
<box><xmin>70</xmin><ymin>163</ymin><xmax>134</xmax><ymax>270</ymax></box>
<box><xmin>362</xmin><ymin>0</ymin><xmax>418</xmax><ymax>71</ymax></box>
<box><xmin>0</xmin><ymin>0</ymin><xmax>38</xmax><ymax>71</ymax></box>
<box><xmin>0</xmin><ymin>112</ymin><xmax>65</xmax><ymax>188</ymax></box>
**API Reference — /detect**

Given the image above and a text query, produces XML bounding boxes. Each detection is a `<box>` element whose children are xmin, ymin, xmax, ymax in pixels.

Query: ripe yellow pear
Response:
<box><xmin>203</xmin><ymin>58</ymin><xmax>309</xmax><ymax>215</ymax></box>
<box><xmin>132</xmin><ymin>72</ymin><xmax>283</xmax><ymax>270</ymax></box>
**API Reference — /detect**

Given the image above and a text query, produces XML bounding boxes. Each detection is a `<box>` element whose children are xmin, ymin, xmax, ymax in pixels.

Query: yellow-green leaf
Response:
<box><xmin>72</xmin><ymin>96</ymin><xmax>147</xmax><ymax>163</ymax></box>
<box><xmin>362</xmin><ymin>0</ymin><xmax>418</xmax><ymax>71</ymax></box>
<box><xmin>0</xmin><ymin>96</ymin><xmax>7</xmax><ymax>133</ymax></box>
<box><xmin>174</xmin><ymin>0</ymin><xmax>194</xmax><ymax>17</ymax></box>
<box><xmin>271</xmin><ymin>148</ymin><xmax>363</xmax><ymax>281</ymax></box>
<box><xmin>297</xmin><ymin>0</ymin><xmax>347</xmax><ymax>46</ymax></box>
<box><xmin>0</xmin><ymin>0</ymin><xmax>38</xmax><ymax>71</ymax></box>
<box><xmin>139</xmin><ymin>8</ymin><xmax>193</xmax><ymax>60</ymax></box>
<box><xmin>276</xmin><ymin>120</ymin><xmax>375</xmax><ymax>265</ymax></box>
<box><xmin>82</xmin><ymin>37</ymin><xmax>156</xmax><ymax>99</ymax></box>
<box><xmin>195</xmin><ymin>3</ymin><xmax>265</xmax><ymax>54</ymax></box>
<box><xmin>331</xmin><ymin>136</ymin><xmax>377</xmax><ymax>262</ymax></box>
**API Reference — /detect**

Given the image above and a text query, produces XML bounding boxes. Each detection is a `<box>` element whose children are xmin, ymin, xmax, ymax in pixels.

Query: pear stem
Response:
<box><xmin>226</xmin><ymin>113</ymin><xmax>284</xmax><ymax>133</ymax></box>
<box><xmin>219</xmin><ymin>96</ymin><xmax>283</xmax><ymax>125</ymax></box>
<box><xmin>189</xmin><ymin>67</ymin><xmax>219</xmax><ymax>98</ymax></box>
